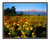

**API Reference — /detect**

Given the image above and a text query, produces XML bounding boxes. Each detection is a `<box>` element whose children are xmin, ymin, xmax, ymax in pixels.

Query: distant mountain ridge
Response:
<box><xmin>16</xmin><ymin>9</ymin><xmax>47</xmax><ymax>16</ymax></box>
<box><xmin>22</xmin><ymin>9</ymin><xmax>45</xmax><ymax>12</ymax></box>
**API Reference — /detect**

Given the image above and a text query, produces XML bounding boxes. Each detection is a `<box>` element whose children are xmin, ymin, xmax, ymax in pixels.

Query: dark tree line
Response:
<box><xmin>4</xmin><ymin>6</ymin><xmax>23</xmax><ymax>16</ymax></box>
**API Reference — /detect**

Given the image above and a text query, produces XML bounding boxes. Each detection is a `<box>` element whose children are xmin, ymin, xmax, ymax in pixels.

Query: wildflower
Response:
<box><xmin>32</xmin><ymin>35</ymin><xmax>35</xmax><ymax>37</ymax></box>
<box><xmin>17</xmin><ymin>36</ymin><xmax>20</xmax><ymax>38</ymax></box>
<box><xmin>21</xmin><ymin>35</ymin><xmax>23</xmax><ymax>37</ymax></box>
<box><xmin>8</xmin><ymin>32</ymin><xmax>11</xmax><ymax>35</ymax></box>
<box><xmin>4</xmin><ymin>22</ymin><xmax>7</xmax><ymax>25</ymax></box>
<box><xmin>25</xmin><ymin>22</ymin><xmax>28</xmax><ymax>24</ymax></box>
<box><xmin>17</xmin><ymin>24</ymin><xmax>20</xmax><ymax>26</ymax></box>
<box><xmin>7</xmin><ymin>25</ymin><xmax>9</xmax><ymax>28</ymax></box>
<box><xmin>21</xmin><ymin>34</ymin><xmax>27</xmax><ymax>38</ymax></box>
<box><xmin>11</xmin><ymin>27</ymin><xmax>14</xmax><ymax>30</ymax></box>
<box><xmin>21</xmin><ymin>31</ymin><xmax>25</xmax><ymax>34</ymax></box>
<box><xmin>39</xmin><ymin>23</ymin><xmax>42</xmax><ymax>26</ymax></box>
<box><xmin>23</xmin><ymin>24</ymin><xmax>25</xmax><ymax>27</ymax></box>
<box><xmin>22</xmin><ymin>32</ymin><xmax>25</xmax><ymax>34</ymax></box>
<box><xmin>13</xmin><ymin>22</ymin><xmax>16</xmax><ymax>25</ymax></box>
<box><xmin>24</xmin><ymin>35</ymin><xmax>27</xmax><ymax>38</ymax></box>
<box><xmin>32</xmin><ymin>32</ymin><xmax>34</xmax><ymax>35</ymax></box>
<box><xmin>18</xmin><ymin>27</ymin><xmax>20</xmax><ymax>30</ymax></box>
<box><xmin>30</xmin><ymin>27</ymin><xmax>33</xmax><ymax>30</ymax></box>
<box><xmin>25</xmin><ymin>27</ymin><xmax>29</xmax><ymax>30</ymax></box>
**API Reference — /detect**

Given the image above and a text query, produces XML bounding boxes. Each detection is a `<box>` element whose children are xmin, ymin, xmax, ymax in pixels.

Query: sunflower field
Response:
<box><xmin>3</xmin><ymin>15</ymin><xmax>47</xmax><ymax>38</ymax></box>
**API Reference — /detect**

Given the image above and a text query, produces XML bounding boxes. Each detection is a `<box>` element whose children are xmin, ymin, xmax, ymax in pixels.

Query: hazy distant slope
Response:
<box><xmin>16</xmin><ymin>9</ymin><xmax>47</xmax><ymax>16</ymax></box>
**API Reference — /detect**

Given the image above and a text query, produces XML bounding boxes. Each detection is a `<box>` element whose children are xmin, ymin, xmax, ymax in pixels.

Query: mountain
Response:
<box><xmin>16</xmin><ymin>9</ymin><xmax>47</xmax><ymax>16</ymax></box>
<box><xmin>22</xmin><ymin>9</ymin><xmax>45</xmax><ymax>12</ymax></box>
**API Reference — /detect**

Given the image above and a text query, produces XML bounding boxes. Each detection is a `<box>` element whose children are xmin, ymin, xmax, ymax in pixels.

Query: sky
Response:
<box><xmin>4</xmin><ymin>3</ymin><xmax>47</xmax><ymax>11</ymax></box>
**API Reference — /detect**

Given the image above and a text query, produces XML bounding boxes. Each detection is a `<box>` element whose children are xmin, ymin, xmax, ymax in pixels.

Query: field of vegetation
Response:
<box><xmin>3</xmin><ymin>15</ymin><xmax>47</xmax><ymax>38</ymax></box>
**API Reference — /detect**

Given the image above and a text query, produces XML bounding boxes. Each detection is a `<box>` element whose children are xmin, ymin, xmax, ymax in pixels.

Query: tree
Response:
<box><xmin>4</xmin><ymin>6</ymin><xmax>17</xmax><ymax>16</ymax></box>
<box><xmin>4</xmin><ymin>8</ymin><xmax>11</xmax><ymax>15</ymax></box>
<box><xmin>38</xmin><ymin>14</ymin><xmax>40</xmax><ymax>16</ymax></box>
<box><xmin>20</xmin><ymin>12</ymin><xmax>23</xmax><ymax>15</ymax></box>
<box><xmin>11</xmin><ymin>6</ymin><xmax>16</xmax><ymax>14</ymax></box>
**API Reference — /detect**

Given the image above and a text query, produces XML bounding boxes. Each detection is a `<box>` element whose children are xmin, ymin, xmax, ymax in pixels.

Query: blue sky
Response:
<box><xmin>4</xmin><ymin>3</ymin><xmax>47</xmax><ymax>11</ymax></box>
